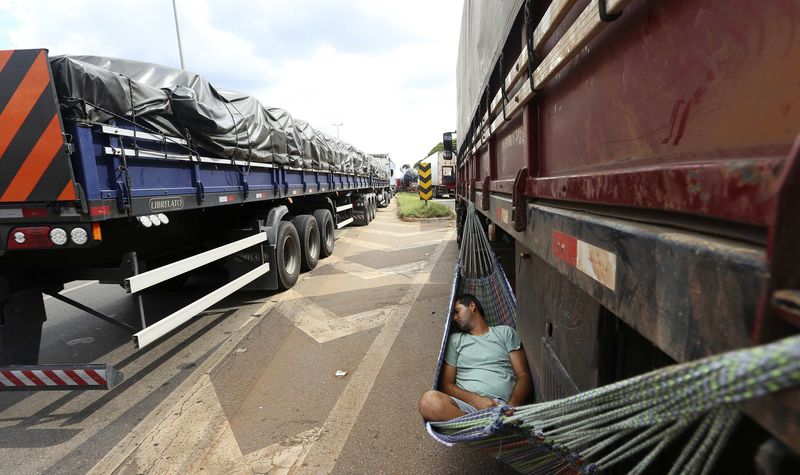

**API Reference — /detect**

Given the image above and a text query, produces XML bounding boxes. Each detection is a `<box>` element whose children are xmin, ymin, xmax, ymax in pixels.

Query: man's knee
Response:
<box><xmin>419</xmin><ymin>390</ymin><xmax>443</xmax><ymax>416</ymax></box>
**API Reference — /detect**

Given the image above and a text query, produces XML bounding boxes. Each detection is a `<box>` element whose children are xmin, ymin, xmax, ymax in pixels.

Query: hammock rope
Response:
<box><xmin>426</xmin><ymin>202</ymin><xmax>800</xmax><ymax>474</ymax></box>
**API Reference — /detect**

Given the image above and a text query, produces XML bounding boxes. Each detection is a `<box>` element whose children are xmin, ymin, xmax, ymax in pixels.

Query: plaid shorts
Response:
<box><xmin>450</xmin><ymin>396</ymin><xmax>507</xmax><ymax>414</ymax></box>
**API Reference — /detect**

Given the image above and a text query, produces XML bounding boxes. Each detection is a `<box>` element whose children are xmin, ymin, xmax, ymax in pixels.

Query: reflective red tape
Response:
<box><xmin>43</xmin><ymin>369</ymin><xmax>67</xmax><ymax>386</ymax></box>
<box><xmin>21</xmin><ymin>369</ymin><xmax>46</xmax><ymax>386</ymax></box>
<box><xmin>84</xmin><ymin>369</ymin><xmax>106</xmax><ymax>385</ymax></box>
<box><xmin>64</xmin><ymin>369</ymin><xmax>88</xmax><ymax>386</ymax></box>
<box><xmin>1</xmin><ymin>370</ymin><xmax>23</xmax><ymax>386</ymax></box>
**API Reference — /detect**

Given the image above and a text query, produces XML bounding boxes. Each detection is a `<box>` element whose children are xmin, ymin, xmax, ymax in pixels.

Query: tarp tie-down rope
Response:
<box><xmin>425</xmin><ymin>201</ymin><xmax>800</xmax><ymax>474</ymax></box>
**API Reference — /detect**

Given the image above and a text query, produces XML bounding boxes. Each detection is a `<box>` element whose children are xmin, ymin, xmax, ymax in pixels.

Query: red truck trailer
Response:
<box><xmin>449</xmin><ymin>0</ymin><xmax>799</xmax><ymax>469</ymax></box>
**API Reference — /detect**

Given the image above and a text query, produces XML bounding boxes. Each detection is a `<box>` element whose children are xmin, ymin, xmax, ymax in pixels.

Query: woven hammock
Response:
<box><xmin>426</xmin><ymin>202</ymin><xmax>800</xmax><ymax>474</ymax></box>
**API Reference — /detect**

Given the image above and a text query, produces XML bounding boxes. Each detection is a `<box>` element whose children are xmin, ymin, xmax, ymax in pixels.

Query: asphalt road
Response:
<box><xmin>0</xmin><ymin>199</ymin><xmax>513</xmax><ymax>474</ymax></box>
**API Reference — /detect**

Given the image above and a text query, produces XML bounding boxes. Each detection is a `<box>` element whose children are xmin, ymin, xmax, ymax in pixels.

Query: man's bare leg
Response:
<box><xmin>419</xmin><ymin>390</ymin><xmax>466</xmax><ymax>422</ymax></box>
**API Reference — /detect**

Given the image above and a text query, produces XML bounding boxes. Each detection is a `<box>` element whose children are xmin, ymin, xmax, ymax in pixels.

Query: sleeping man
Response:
<box><xmin>418</xmin><ymin>294</ymin><xmax>533</xmax><ymax>421</ymax></box>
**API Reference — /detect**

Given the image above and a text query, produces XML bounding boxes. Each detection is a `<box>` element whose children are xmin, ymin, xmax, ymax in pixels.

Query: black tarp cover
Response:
<box><xmin>50</xmin><ymin>55</ymin><xmax>382</xmax><ymax>175</ymax></box>
<box><xmin>293</xmin><ymin>119</ymin><xmax>324</xmax><ymax>169</ymax></box>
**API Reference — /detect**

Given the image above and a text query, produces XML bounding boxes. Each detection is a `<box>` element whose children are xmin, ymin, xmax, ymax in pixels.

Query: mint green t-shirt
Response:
<box><xmin>444</xmin><ymin>325</ymin><xmax>522</xmax><ymax>402</ymax></box>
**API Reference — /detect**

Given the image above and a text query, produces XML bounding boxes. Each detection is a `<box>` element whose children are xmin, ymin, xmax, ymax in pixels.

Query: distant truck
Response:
<box><xmin>0</xmin><ymin>50</ymin><xmax>392</xmax><ymax>389</ymax></box>
<box><xmin>447</xmin><ymin>0</ymin><xmax>800</xmax><ymax>468</ymax></box>
<box><xmin>368</xmin><ymin>153</ymin><xmax>395</xmax><ymax>207</ymax></box>
<box><xmin>419</xmin><ymin>150</ymin><xmax>455</xmax><ymax>198</ymax></box>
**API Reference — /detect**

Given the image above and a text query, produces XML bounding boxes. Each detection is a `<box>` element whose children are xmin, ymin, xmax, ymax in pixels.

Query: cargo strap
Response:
<box><xmin>599</xmin><ymin>0</ymin><xmax>623</xmax><ymax>22</ymax></box>
<box><xmin>524</xmin><ymin>0</ymin><xmax>537</xmax><ymax>92</ymax></box>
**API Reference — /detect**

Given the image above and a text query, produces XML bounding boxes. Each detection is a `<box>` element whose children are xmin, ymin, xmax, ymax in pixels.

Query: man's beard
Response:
<box><xmin>457</xmin><ymin>318</ymin><xmax>473</xmax><ymax>332</ymax></box>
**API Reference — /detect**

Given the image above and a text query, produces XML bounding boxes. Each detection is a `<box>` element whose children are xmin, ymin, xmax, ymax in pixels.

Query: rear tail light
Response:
<box><xmin>7</xmin><ymin>227</ymin><xmax>54</xmax><ymax>249</ymax></box>
<box><xmin>6</xmin><ymin>226</ymin><xmax>92</xmax><ymax>250</ymax></box>
<box><xmin>49</xmin><ymin>227</ymin><xmax>68</xmax><ymax>246</ymax></box>
<box><xmin>70</xmin><ymin>227</ymin><xmax>88</xmax><ymax>245</ymax></box>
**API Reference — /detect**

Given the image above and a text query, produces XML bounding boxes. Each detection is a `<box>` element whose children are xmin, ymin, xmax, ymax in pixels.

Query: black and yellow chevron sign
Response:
<box><xmin>418</xmin><ymin>162</ymin><xmax>432</xmax><ymax>201</ymax></box>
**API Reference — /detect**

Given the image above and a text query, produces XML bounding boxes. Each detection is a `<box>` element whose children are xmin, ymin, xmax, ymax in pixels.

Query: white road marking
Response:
<box><xmin>320</xmin><ymin>259</ymin><xmax>427</xmax><ymax>280</ymax></box>
<box><xmin>88</xmin><ymin>297</ymin><xmax>297</xmax><ymax>474</ymax></box>
<box><xmin>294</xmin><ymin>227</ymin><xmax>455</xmax><ymax>474</ymax></box>
<box><xmin>91</xmin><ymin>373</ymin><xmax>322</xmax><ymax>474</ymax></box>
<box><xmin>278</xmin><ymin>296</ymin><xmax>393</xmax><ymax>344</ymax></box>
<box><xmin>251</xmin><ymin>300</ymin><xmax>274</xmax><ymax>316</ymax></box>
<box><xmin>238</xmin><ymin>316</ymin><xmax>258</xmax><ymax>331</ymax></box>
<box><xmin>355</xmin><ymin>227</ymin><xmax>442</xmax><ymax>238</ymax></box>
<box><xmin>334</xmin><ymin>235</ymin><xmax>444</xmax><ymax>252</ymax></box>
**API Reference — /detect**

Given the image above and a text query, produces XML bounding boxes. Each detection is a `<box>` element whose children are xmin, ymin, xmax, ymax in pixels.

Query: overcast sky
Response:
<box><xmin>0</xmin><ymin>0</ymin><xmax>463</xmax><ymax>172</ymax></box>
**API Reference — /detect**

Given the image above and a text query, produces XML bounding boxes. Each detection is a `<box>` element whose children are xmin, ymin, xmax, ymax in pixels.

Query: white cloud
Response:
<box><xmin>0</xmin><ymin>0</ymin><xmax>463</xmax><ymax>167</ymax></box>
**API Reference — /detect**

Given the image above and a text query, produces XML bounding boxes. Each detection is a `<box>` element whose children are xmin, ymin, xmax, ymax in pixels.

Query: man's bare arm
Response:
<box><xmin>439</xmin><ymin>363</ymin><xmax>497</xmax><ymax>410</ymax></box>
<box><xmin>507</xmin><ymin>348</ymin><xmax>533</xmax><ymax>407</ymax></box>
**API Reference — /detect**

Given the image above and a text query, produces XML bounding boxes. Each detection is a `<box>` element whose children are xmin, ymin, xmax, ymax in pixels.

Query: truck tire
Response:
<box><xmin>313</xmin><ymin>208</ymin><xmax>335</xmax><ymax>258</ymax></box>
<box><xmin>276</xmin><ymin>221</ymin><xmax>301</xmax><ymax>289</ymax></box>
<box><xmin>292</xmin><ymin>215</ymin><xmax>320</xmax><ymax>272</ymax></box>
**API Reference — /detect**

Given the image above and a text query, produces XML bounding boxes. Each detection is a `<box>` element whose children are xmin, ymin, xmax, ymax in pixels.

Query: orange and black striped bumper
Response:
<box><xmin>0</xmin><ymin>49</ymin><xmax>77</xmax><ymax>203</ymax></box>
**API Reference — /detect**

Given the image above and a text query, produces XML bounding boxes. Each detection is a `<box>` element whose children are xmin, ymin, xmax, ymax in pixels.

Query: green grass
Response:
<box><xmin>395</xmin><ymin>192</ymin><xmax>454</xmax><ymax>219</ymax></box>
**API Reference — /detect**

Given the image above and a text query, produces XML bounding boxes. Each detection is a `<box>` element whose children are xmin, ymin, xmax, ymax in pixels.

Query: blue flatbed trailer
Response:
<box><xmin>0</xmin><ymin>49</ymin><xmax>391</xmax><ymax>386</ymax></box>
<box><xmin>63</xmin><ymin>122</ymin><xmax>388</xmax><ymax>223</ymax></box>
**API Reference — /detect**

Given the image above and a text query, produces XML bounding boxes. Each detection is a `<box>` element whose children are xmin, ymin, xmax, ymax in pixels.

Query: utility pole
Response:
<box><xmin>332</xmin><ymin>122</ymin><xmax>343</xmax><ymax>139</ymax></box>
<box><xmin>172</xmin><ymin>0</ymin><xmax>186</xmax><ymax>69</ymax></box>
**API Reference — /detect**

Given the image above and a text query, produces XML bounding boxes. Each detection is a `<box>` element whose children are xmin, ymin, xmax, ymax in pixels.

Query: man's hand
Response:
<box><xmin>440</xmin><ymin>363</ymin><xmax>499</xmax><ymax>411</ymax></box>
<box><xmin>472</xmin><ymin>395</ymin><xmax>498</xmax><ymax>410</ymax></box>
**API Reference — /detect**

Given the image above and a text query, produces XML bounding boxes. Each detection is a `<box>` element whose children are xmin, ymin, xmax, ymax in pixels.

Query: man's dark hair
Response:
<box><xmin>455</xmin><ymin>294</ymin><xmax>484</xmax><ymax>316</ymax></box>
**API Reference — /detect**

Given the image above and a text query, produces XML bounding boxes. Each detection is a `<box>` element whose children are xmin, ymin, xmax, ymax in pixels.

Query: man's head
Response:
<box><xmin>453</xmin><ymin>294</ymin><xmax>485</xmax><ymax>332</ymax></box>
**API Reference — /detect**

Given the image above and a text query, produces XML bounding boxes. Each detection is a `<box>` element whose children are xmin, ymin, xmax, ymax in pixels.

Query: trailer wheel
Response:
<box><xmin>292</xmin><ymin>215</ymin><xmax>320</xmax><ymax>272</ymax></box>
<box><xmin>313</xmin><ymin>208</ymin><xmax>335</xmax><ymax>258</ymax></box>
<box><xmin>276</xmin><ymin>221</ymin><xmax>301</xmax><ymax>289</ymax></box>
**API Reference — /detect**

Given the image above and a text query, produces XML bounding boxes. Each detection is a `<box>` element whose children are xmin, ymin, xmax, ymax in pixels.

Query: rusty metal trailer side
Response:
<box><xmin>454</xmin><ymin>0</ymin><xmax>800</xmax><ymax>460</ymax></box>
